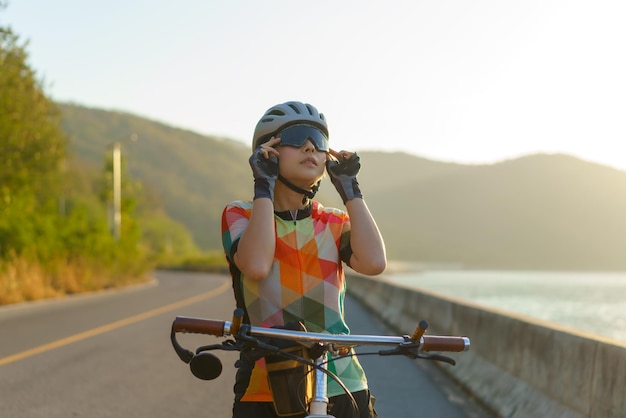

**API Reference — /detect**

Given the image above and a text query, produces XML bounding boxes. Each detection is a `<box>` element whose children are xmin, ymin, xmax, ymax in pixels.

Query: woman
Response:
<box><xmin>222</xmin><ymin>101</ymin><xmax>386</xmax><ymax>417</ymax></box>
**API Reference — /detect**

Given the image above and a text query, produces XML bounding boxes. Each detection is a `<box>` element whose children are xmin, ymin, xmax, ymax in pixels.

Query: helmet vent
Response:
<box><xmin>288</xmin><ymin>103</ymin><xmax>302</xmax><ymax>114</ymax></box>
<box><xmin>267</xmin><ymin>110</ymin><xmax>285</xmax><ymax>117</ymax></box>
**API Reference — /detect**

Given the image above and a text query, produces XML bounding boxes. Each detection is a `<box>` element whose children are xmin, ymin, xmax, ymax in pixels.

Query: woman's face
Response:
<box><xmin>277</xmin><ymin>139</ymin><xmax>327</xmax><ymax>186</ymax></box>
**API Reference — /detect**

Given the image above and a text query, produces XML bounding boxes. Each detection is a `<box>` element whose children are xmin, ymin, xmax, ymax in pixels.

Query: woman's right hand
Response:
<box><xmin>249</xmin><ymin>137</ymin><xmax>281</xmax><ymax>200</ymax></box>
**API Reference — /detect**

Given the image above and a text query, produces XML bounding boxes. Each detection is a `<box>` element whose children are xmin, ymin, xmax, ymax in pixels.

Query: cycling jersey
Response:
<box><xmin>221</xmin><ymin>200</ymin><xmax>368</xmax><ymax>401</ymax></box>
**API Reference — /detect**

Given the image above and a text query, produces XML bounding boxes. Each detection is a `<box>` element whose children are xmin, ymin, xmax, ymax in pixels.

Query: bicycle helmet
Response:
<box><xmin>252</xmin><ymin>101</ymin><xmax>329</xmax><ymax>204</ymax></box>
<box><xmin>252</xmin><ymin>101</ymin><xmax>329</xmax><ymax>152</ymax></box>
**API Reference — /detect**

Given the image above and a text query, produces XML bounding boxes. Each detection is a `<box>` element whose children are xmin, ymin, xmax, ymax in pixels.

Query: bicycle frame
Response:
<box><xmin>171</xmin><ymin>309</ymin><xmax>470</xmax><ymax>417</ymax></box>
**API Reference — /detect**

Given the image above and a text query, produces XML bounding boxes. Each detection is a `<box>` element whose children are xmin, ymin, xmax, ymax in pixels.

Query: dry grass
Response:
<box><xmin>0</xmin><ymin>256</ymin><xmax>61</xmax><ymax>304</ymax></box>
<box><xmin>0</xmin><ymin>254</ymin><xmax>148</xmax><ymax>306</ymax></box>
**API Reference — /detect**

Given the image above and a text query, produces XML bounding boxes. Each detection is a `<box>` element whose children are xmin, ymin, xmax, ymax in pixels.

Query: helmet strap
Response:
<box><xmin>278</xmin><ymin>175</ymin><xmax>320</xmax><ymax>205</ymax></box>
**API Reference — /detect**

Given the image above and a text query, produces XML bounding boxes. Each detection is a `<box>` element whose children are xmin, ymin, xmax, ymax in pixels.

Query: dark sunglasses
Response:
<box><xmin>278</xmin><ymin>124</ymin><xmax>329</xmax><ymax>152</ymax></box>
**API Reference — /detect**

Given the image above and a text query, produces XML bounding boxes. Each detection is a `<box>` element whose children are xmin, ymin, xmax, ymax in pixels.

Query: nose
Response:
<box><xmin>301</xmin><ymin>139</ymin><xmax>316</xmax><ymax>152</ymax></box>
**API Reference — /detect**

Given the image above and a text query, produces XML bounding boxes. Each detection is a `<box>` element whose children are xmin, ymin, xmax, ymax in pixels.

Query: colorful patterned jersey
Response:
<box><xmin>221</xmin><ymin>200</ymin><xmax>368</xmax><ymax>401</ymax></box>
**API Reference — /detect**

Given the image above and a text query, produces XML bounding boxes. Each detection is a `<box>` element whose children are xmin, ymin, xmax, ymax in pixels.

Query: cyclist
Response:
<box><xmin>221</xmin><ymin>101</ymin><xmax>386</xmax><ymax>418</ymax></box>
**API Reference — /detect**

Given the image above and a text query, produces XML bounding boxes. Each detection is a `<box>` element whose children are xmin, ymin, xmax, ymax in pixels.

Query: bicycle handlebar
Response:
<box><xmin>171</xmin><ymin>314</ymin><xmax>470</xmax><ymax>353</ymax></box>
<box><xmin>171</xmin><ymin>308</ymin><xmax>471</xmax><ymax>416</ymax></box>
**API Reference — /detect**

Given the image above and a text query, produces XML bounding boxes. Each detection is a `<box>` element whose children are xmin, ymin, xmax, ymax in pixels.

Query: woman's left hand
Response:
<box><xmin>328</xmin><ymin>148</ymin><xmax>356</xmax><ymax>162</ymax></box>
<box><xmin>326</xmin><ymin>148</ymin><xmax>362</xmax><ymax>203</ymax></box>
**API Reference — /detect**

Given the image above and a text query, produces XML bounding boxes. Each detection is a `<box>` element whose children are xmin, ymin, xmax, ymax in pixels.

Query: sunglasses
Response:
<box><xmin>278</xmin><ymin>124</ymin><xmax>329</xmax><ymax>152</ymax></box>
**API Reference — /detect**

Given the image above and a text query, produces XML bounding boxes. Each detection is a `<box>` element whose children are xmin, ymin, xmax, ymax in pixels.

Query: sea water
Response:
<box><xmin>385</xmin><ymin>269</ymin><xmax>626</xmax><ymax>342</ymax></box>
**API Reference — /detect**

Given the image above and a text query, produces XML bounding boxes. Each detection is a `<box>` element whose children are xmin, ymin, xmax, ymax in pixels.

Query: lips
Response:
<box><xmin>301</xmin><ymin>157</ymin><xmax>318</xmax><ymax>166</ymax></box>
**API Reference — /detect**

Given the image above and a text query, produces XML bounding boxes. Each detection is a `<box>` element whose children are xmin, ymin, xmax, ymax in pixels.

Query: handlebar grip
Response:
<box><xmin>172</xmin><ymin>316</ymin><xmax>225</xmax><ymax>336</ymax></box>
<box><xmin>422</xmin><ymin>335</ymin><xmax>470</xmax><ymax>352</ymax></box>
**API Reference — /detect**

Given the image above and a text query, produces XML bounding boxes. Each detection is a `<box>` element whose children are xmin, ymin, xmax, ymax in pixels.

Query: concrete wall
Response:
<box><xmin>347</xmin><ymin>274</ymin><xmax>626</xmax><ymax>418</ymax></box>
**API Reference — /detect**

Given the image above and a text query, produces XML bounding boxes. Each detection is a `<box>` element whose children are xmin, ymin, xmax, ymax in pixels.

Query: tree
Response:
<box><xmin>0</xmin><ymin>11</ymin><xmax>157</xmax><ymax>303</ymax></box>
<box><xmin>0</xmin><ymin>24</ymin><xmax>67</xmax><ymax>257</ymax></box>
<box><xmin>0</xmin><ymin>27</ymin><xmax>66</xmax><ymax>198</ymax></box>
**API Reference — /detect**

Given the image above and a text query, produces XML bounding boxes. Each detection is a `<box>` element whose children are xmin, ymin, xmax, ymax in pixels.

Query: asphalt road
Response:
<box><xmin>0</xmin><ymin>270</ymin><xmax>493</xmax><ymax>417</ymax></box>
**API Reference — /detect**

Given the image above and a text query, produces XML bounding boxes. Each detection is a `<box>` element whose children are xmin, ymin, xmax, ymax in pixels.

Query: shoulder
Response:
<box><xmin>224</xmin><ymin>200</ymin><xmax>253</xmax><ymax>211</ymax></box>
<box><xmin>311</xmin><ymin>201</ymin><xmax>349</xmax><ymax>222</ymax></box>
<box><xmin>222</xmin><ymin>200</ymin><xmax>253</xmax><ymax>220</ymax></box>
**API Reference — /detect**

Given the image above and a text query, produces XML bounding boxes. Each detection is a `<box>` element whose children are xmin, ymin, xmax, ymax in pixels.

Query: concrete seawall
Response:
<box><xmin>347</xmin><ymin>274</ymin><xmax>626</xmax><ymax>418</ymax></box>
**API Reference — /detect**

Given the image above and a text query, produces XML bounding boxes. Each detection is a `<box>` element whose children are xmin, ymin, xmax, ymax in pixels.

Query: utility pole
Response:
<box><xmin>109</xmin><ymin>133</ymin><xmax>138</xmax><ymax>241</ymax></box>
<box><xmin>112</xmin><ymin>141</ymin><xmax>121</xmax><ymax>241</ymax></box>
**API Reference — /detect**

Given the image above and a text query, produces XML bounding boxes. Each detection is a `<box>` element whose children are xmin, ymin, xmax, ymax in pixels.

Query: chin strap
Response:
<box><xmin>278</xmin><ymin>175</ymin><xmax>320</xmax><ymax>204</ymax></box>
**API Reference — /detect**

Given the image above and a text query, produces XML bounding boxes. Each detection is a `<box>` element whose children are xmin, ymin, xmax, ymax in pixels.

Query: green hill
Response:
<box><xmin>59</xmin><ymin>103</ymin><xmax>626</xmax><ymax>270</ymax></box>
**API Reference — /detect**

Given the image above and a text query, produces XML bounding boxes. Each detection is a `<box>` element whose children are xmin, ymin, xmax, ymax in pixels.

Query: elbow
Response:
<box><xmin>241</xmin><ymin>263</ymin><xmax>272</xmax><ymax>281</ymax></box>
<box><xmin>235</xmin><ymin>254</ymin><xmax>272</xmax><ymax>281</ymax></box>
<box><xmin>368</xmin><ymin>257</ymin><xmax>387</xmax><ymax>275</ymax></box>
<box><xmin>352</xmin><ymin>255</ymin><xmax>387</xmax><ymax>276</ymax></box>
<box><xmin>363</xmin><ymin>245</ymin><xmax>388</xmax><ymax>275</ymax></box>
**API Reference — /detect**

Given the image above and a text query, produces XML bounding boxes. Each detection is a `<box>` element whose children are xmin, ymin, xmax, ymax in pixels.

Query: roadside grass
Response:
<box><xmin>0</xmin><ymin>251</ymin><xmax>228</xmax><ymax>305</ymax></box>
<box><xmin>0</xmin><ymin>254</ymin><xmax>151</xmax><ymax>305</ymax></box>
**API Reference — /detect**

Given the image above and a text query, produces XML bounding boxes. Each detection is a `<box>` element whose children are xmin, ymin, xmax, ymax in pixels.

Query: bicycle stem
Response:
<box><xmin>308</xmin><ymin>352</ymin><xmax>334</xmax><ymax>418</ymax></box>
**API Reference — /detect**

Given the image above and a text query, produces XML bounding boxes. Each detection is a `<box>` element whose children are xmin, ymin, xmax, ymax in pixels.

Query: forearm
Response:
<box><xmin>345</xmin><ymin>198</ymin><xmax>387</xmax><ymax>275</ymax></box>
<box><xmin>234</xmin><ymin>198</ymin><xmax>276</xmax><ymax>280</ymax></box>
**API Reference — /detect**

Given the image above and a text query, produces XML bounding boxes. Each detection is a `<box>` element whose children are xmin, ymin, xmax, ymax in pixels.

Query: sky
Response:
<box><xmin>3</xmin><ymin>0</ymin><xmax>626</xmax><ymax>171</ymax></box>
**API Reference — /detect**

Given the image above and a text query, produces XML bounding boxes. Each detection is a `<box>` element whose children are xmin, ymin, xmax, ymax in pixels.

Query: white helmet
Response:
<box><xmin>252</xmin><ymin>101</ymin><xmax>328</xmax><ymax>151</ymax></box>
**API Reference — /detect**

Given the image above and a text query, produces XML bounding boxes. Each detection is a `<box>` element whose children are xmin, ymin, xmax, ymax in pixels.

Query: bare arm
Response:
<box><xmin>327</xmin><ymin>148</ymin><xmax>387</xmax><ymax>275</ymax></box>
<box><xmin>234</xmin><ymin>138</ymin><xmax>281</xmax><ymax>281</ymax></box>
<box><xmin>233</xmin><ymin>198</ymin><xmax>276</xmax><ymax>281</ymax></box>
<box><xmin>345</xmin><ymin>197</ymin><xmax>387</xmax><ymax>275</ymax></box>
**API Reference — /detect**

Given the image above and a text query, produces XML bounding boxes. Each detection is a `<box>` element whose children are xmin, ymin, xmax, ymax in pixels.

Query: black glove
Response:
<box><xmin>249</xmin><ymin>146</ymin><xmax>279</xmax><ymax>200</ymax></box>
<box><xmin>326</xmin><ymin>153</ymin><xmax>363</xmax><ymax>204</ymax></box>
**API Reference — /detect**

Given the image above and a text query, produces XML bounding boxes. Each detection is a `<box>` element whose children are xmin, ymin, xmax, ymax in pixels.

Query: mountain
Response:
<box><xmin>364</xmin><ymin>153</ymin><xmax>626</xmax><ymax>270</ymax></box>
<box><xmin>59</xmin><ymin>103</ymin><xmax>626</xmax><ymax>270</ymax></box>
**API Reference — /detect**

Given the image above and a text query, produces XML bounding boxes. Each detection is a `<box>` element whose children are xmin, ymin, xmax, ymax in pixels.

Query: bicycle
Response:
<box><xmin>171</xmin><ymin>308</ymin><xmax>470</xmax><ymax>418</ymax></box>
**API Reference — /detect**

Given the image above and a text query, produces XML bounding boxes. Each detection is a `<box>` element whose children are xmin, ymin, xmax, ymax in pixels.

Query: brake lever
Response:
<box><xmin>195</xmin><ymin>339</ymin><xmax>240</xmax><ymax>354</ymax></box>
<box><xmin>420</xmin><ymin>353</ymin><xmax>456</xmax><ymax>365</ymax></box>
<box><xmin>234</xmin><ymin>328</ymin><xmax>284</xmax><ymax>353</ymax></box>
<box><xmin>378</xmin><ymin>337</ymin><xmax>420</xmax><ymax>359</ymax></box>
<box><xmin>195</xmin><ymin>325</ymin><xmax>283</xmax><ymax>355</ymax></box>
